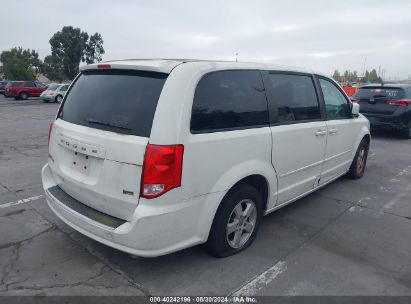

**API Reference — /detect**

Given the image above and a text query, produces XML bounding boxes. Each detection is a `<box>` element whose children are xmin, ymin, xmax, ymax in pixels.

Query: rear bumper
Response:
<box><xmin>363</xmin><ymin>110</ymin><xmax>410</xmax><ymax>130</ymax></box>
<box><xmin>42</xmin><ymin>164</ymin><xmax>224</xmax><ymax>257</ymax></box>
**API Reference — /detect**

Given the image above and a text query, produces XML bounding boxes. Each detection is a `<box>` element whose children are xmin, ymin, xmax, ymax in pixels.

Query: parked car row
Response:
<box><xmin>0</xmin><ymin>80</ymin><xmax>69</xmax><ymax>103</ymax></box>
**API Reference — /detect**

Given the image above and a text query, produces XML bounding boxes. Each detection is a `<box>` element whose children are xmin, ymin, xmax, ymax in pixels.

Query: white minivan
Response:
<box><xmin>42</xmin><ymin>59</ymin><xmax>370</xmax><ymax>257</ymax></box>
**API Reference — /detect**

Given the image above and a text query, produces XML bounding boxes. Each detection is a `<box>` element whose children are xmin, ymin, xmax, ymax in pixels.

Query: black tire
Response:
<box><xmin>55</xmin><ymin>95</ymin><xmax>63</xmax><ymax>103</ymax></box>
<box><xmin>43</xmin><ymin>99</ymin><xmax>49</xmax><ymax>103</ymax></box>
<box><xmin>347</xmin><ymin>138</ymin><xmax>369</xmax><ymax>179</ymax></box>
<box><xmin>14</xmin><ymin>96</ymin><xmax>20</xmax><ymax>100</ymax></box>
<box><xmin>19</xmin><ymin>92</ymin><xmax>28</xmax><ymax>100</ymax></box>
<box><xmin>205</xmin><ymin>183</ymin><xmax>263</xmax><ymax>258</ymax></box>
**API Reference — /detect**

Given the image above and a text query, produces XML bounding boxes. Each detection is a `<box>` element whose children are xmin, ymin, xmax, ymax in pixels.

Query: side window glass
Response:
<box><xmin>267</xmin><ymin>73</ymin><xmax>321</xmax><ymax>123</ymax></box>
<box><xmin>26</xmin><ymin>81</ymin><xmax>36</xmax><ymax>87</ymax></box>
<box><xmin>319</xmin><ymin>78</ymin><xmax>350</xmax><ymax>119</ymax></box>
<box><xmin>61</xmin><ymin>85</ymin><xmax>69</xmax><ymax>91</ymax></box>
<box><xmin>191</xmin><ymin>70</ymin><xmax>269</xmax><ymax>133</ymax></box>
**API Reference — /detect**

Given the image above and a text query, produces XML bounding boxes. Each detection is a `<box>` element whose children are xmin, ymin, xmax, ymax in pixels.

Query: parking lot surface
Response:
<box><xmin>0</xmin><ymin>94</ymin><xmax>410</xmax><ymax>296</ymax></box>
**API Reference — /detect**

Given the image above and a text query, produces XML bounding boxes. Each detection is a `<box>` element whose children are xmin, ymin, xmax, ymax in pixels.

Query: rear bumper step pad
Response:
<box><xmin>47</xmin><ymin>185</ymin><xmax>126</xmax><ymax>229</ymax></box>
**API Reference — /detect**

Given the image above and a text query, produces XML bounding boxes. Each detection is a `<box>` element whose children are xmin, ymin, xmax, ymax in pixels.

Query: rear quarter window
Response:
<box><xmin>191</xmin><ymin>70</ymin><xmax>269</xmax><ymax>133</ymax></box>
<box><xmin>59</xmin><ymin>70</ymin><xmax>167</xmax><ymax>137</ymax></box>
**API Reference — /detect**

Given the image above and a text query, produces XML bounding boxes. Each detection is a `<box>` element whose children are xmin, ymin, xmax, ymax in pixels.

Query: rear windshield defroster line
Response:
<box><xmin>58</xmin><ymin>69</ymin><xmax>168</xmax><ymax>137</ymax></box>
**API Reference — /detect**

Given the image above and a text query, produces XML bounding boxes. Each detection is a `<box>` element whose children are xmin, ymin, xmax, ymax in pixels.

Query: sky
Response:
<box><xmin>1</xmin><ymin>0</ymin><xmax>411</xmax><ymax>79</ymax></box>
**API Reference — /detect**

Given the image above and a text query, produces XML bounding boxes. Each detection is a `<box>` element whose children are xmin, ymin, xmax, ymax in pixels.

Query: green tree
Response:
<box><xmin>343</xmin><ymin>70</ymin><xmax>349</xmax><ymax>82</ymax></box>
<box><xmin>369</xmin><ymin>69</ymin><xmax>379</xmax><ymax>83</ymax></box>
<box><xmin>363</xmin><ymin>70</ymin><xmax>370</xmax><ymax>83</ymax></box>
<box><xmin>49</xmin><ymin>26</ymin><xmax>105</xmax><ymax>79</ymax></box>
<box><xmin>351</xmin><ymin>71</ymin><xmax>358</xmax><ymax>82</ymax></box>
<box><xmin>42</xmin><ymin>55</ymin><xmax>65</xmax><ymax>82</ymax></box>
<box><xmin>49</xmin><ymin>26</ymin><xmax>89</xmax><ymax>79</ymax></box>
<box><xmin>0</xmin><ymin>47</ymin><xmax>42</xmax><ymax>80</ymax></box>
<box><xmin>85</xmin><ymin>33</ymin><xmax>105</xmax><ymax>64</ymax></box>
<box><xmin>332</xmin><ymin>70</ymin><xmax>341</xmax><ymax>82</ymax></box>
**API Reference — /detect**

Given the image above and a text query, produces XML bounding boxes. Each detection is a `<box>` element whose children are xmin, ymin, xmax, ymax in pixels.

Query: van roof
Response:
<box><xmin>80</xmin><ymin>58</ymin><xmax>325</xmax><ymax>76</ymax></box>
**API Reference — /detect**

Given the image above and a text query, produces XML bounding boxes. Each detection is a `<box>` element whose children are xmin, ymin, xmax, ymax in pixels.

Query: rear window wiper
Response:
<box><xmin>85</xmin><ymin>118</ymin><xmax>132</xmax><ymax>131</ymax></box>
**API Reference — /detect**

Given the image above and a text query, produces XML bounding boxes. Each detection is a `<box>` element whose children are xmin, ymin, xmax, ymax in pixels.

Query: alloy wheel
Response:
<box><xmin>226</xmin><ymin>199</ymin><xmax>257</xmax><ymax>249</ymax></box>
<box><xmin>356</xmin><ymin>147</ymin><xmax>366</xmax><ymax>175</ymax></box>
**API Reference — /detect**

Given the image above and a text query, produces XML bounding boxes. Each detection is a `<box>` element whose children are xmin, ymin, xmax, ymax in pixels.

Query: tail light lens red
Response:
<box><xmin>385</xmin><ymin>99</ymin><xmax>411</xmax><ymax>107</ymax></box>
<box><xmin>48</xmin><ymin>122</ymin><xmax>54</xmax><ymax>145</ymax></box>
<box><xmin>97</xmin><ymin>64</ymin><xmax>111</xmax><ymax>69</ymax></box>
<box><xmin>141</xmin><ymin>144</ymin><xmax>184</xmax><ymax>199</ymax></box>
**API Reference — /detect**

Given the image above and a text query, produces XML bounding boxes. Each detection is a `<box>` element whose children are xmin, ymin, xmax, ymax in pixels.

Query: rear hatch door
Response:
<box><xmin>355</xmin><ymin>87</ymin><xmax>405</xmax><ymax>115</ymax></box>
<box><xmin>48</xmin><ymin>69</ymin><xmax>167</xmax><ymax>221</ymax></box>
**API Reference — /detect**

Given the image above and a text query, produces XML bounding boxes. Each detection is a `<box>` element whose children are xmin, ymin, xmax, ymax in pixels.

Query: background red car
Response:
<box><xmin>6</xmin><ymin>81</ymin><xmax>47</xmax><ymax>100</ymax></box>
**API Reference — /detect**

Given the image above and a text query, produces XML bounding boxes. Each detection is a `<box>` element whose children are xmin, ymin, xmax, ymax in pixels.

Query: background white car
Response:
<box><xmin>40</xmin><ymin>83</ymin><xmax>70</xmax><ymax>103</ymax></box>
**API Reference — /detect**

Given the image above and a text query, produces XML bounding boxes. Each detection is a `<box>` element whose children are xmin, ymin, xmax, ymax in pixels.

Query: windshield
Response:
<box><xmin>48</xmin><ymin>84</ymin><xmax>59</xmax><ymax>91</ymax></box>
<box><xmin>59</xmin><ymin>69</ymin><xmax>168</xmax><ymax>137</ymax></box>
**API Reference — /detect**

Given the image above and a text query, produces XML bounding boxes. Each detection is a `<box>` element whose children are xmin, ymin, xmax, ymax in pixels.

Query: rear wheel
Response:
<box><xmin>205</xmin><ymin>183</ymin><xmax>262</xmax><ymax>257</ymax></box>
<box><xmin>19</xmin><ymin>92</ymin><xmax>28</xmax><ymax>100</ymax></box>
<box><xmin>347</xmin><ymin>139</ymin><xmax>369</xmax><ymax>179</ymax></box>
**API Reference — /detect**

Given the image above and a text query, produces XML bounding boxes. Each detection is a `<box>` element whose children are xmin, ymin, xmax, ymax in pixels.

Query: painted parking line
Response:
<box><xmin>0</xmin><ymin>194</ymin><xmax>44</xmax><ymax>209</ymax></box>
<box><xmin>231</xmin><ymin>261</ymin><xmax>287</xmax><ymax>296</ymax></box>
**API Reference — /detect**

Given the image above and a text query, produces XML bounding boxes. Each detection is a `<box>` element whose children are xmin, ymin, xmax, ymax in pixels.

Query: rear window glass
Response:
<box><xmin>59</xmin><ymin>70</ymin><xmax>167</xmax><ymax>137</ymax></box>
<box><xmin>354</xmin><ymin>87</ymin><xmax>405</xmax><ymax>99</ymax></box>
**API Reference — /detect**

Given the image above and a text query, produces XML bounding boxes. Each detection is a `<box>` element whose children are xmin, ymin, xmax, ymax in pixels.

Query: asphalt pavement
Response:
<box><xmin>0</xmin><ymin>94</ymin><xmax>410</xmax><ymax>297</ymax></box>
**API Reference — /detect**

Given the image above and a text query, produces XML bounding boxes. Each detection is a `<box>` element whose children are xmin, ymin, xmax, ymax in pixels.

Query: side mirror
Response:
<box><xmin>351</xmin><ymin>103</ymin><xmax>360</xmax><ymax>117</ymax></box>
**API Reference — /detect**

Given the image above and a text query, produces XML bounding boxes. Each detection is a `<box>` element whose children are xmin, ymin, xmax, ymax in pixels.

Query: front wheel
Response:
<box><xmin>205</xmin><ymin>184</ymin><xmax>262</xmax><ymax>257</ymax></box>
<box><xmin>19</xmin><ymin>92</ymin><xmax>28</xmax><ymax>100</ymax></box>
<box><xmin>55</xmin><ymin>95</ymin><xmax>63</xmax><ymax>103</ymax></box>
<box><xmin>347</xmin><ymin>138</ymin><xmax>369</xmax><ymax>179</ymax></box>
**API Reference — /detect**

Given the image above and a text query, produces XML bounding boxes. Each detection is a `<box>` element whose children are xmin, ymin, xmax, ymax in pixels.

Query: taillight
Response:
<box><xmin>141</xmin><ymin>144</ymin><xmax>184</xmax><ymax>199</ymax></box>
<box><xmin>385</xmin><ymin>99</ymin><xmax>411</xmax><ymax>107</ymax></box>
<box><xmin>48</xmin><ymin>122</ymin><xmax>54</xmax><ymax>145</ymax></box>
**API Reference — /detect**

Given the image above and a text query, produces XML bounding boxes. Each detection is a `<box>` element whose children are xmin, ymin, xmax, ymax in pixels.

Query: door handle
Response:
<box><xmin>315</xmin><ymin>130</ymin><xmax>327</xmax><ymax>136</ymax></box>
<box><xmin>329</xmin><ymin>128</ymin><xmax>338</xmax><ymax>135</ymax></box>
